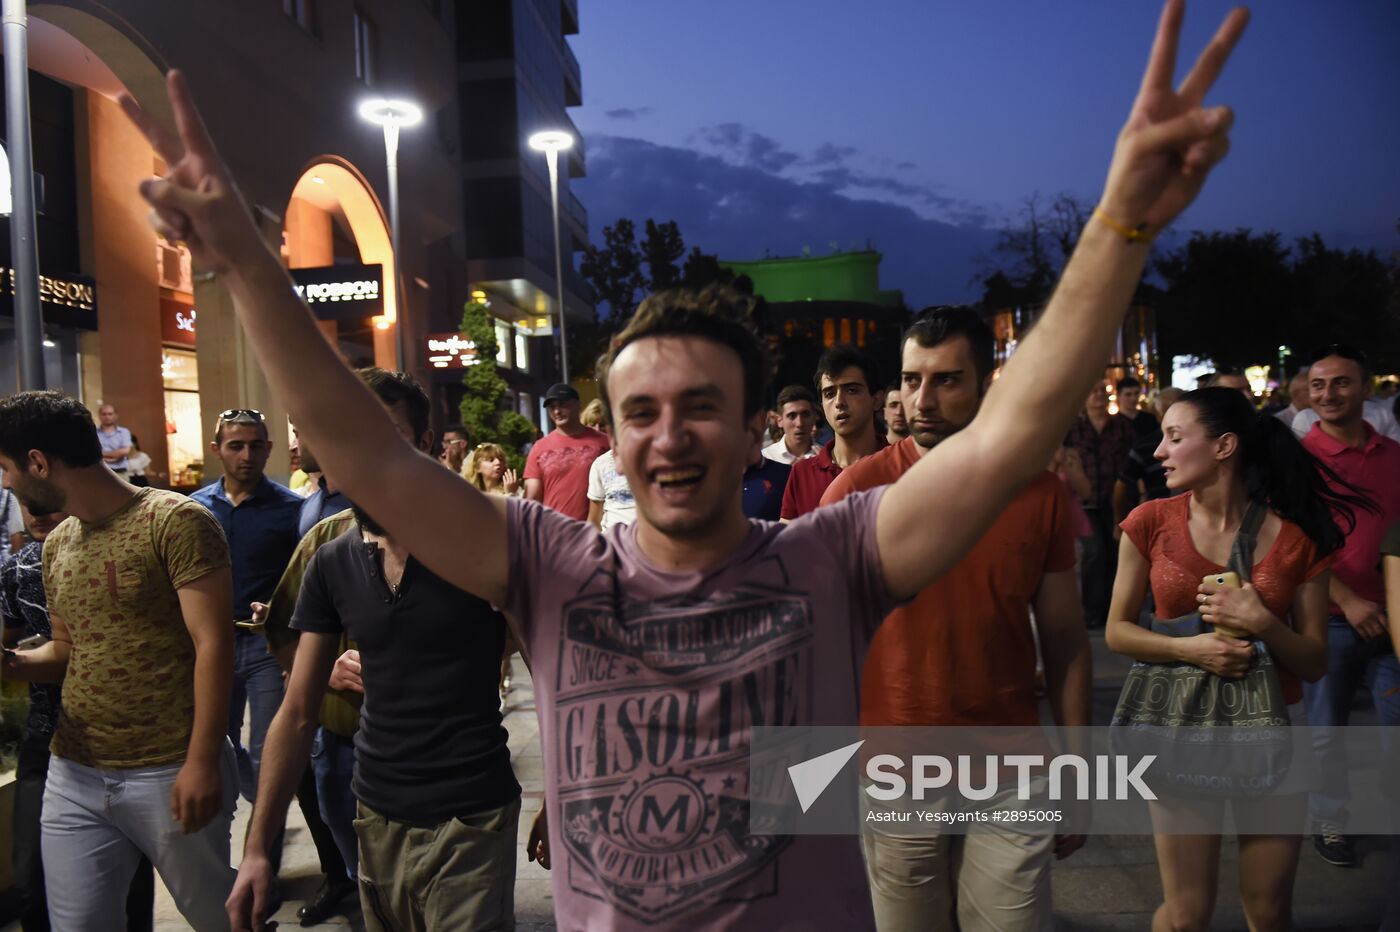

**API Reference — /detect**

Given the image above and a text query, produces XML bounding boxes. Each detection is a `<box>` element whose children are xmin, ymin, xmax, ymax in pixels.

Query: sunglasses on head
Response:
<box><xmin>218</xmin><ymin>409</ymin><xmax>265</xmax><ymax>422</ymax></box>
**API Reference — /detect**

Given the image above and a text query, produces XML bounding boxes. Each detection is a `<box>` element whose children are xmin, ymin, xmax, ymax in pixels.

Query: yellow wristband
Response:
<box><xmin>1093</xmin><ymin>207</ymin><xmax>1153</xmax><ymax>244</ymax></box>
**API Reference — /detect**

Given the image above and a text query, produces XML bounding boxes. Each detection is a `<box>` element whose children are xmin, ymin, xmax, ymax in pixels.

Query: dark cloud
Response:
<box><xmin>694</xmin><ymin>122</ymin><xmax>801</xmax><ymax>173</ymax></box>
<box><xmin>690</xmin><ymin>124</ymin><xmax>984</xmax><ymax>225</ymax></box>
<box><xmin>604</xmin><ymin>107</ymin><xmax>655</xmax><ymax>120</ymax></box>
<box><xmin>575</xmin><ymin>134</ymin><xmax>998</xmax><ymax>306</ymax></box>
<box><xmin>810</xmin><ymin>142</ymin><xmax>857</xmax><ymax>166</ymax></box>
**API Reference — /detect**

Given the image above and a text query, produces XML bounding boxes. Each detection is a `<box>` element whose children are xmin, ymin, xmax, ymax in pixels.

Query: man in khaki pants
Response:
<box><xmin>228</xmin><ymin>370</ymin><xmax>522</xmax><ymax>930</ymax></box>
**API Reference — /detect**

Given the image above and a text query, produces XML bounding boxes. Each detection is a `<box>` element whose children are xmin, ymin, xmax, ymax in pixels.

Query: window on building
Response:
<box><xmin>840</xmin><ymin>318</ymin><xmax>852</xmax><ymax>343</ymax></box>
<box><xmin>822</xmin><ymin>318</ymin><xmax>835</xmax><ymax>347</ymax></box>
<box><xmin>514</xmin><ymin>330</ymin><xmax>529</xmax><ymax>372</ymax></box>
<box><xmin>282</xmin><ymin>0</ymin><xmax>316</xmax><ymax>32</ymax></box>
<box><xmin>495</xmin><ymin>321</ymin><xmax>511</xmax><ymax>366</ymax></box>
<box><xmin>353</xmin><ymin>8</ymin><xmax>376</xmax><ymax>84</ymax></box>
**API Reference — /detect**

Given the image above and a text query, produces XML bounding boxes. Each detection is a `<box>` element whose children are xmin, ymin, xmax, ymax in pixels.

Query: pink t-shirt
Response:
<box><xmin>524</xmin><ymin>427</ymin><xmax>611</xmax><ymax>521</ymax></box>
<box><xmin>505</xmin><ymin>490</ymin><xmax>891</xmax><ymax>931</ymax></box>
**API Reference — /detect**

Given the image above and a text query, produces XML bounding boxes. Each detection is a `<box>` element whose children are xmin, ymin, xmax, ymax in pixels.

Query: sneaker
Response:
<box><xmin>1313</xmin><ymin>824</ymin><xmax>1356</xmax><ymax>867</ymax></box>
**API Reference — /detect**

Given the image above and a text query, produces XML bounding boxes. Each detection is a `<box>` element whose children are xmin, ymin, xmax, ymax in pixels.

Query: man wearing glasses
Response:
<box><xmin>191</xmin><ymin>410</ymin><xmax>302</xmax><ymax>824</ymax></box>
<box><xmin>439</xmin><ymin>424</ymin><xmax>471</xmax><ymax>474</ymax></box>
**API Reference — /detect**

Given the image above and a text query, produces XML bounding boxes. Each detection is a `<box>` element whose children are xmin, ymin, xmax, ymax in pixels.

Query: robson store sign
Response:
<box><xmin>290</xmin><ymin>263</ymin><xmax>383</xmax><ymax>319</ymax></box>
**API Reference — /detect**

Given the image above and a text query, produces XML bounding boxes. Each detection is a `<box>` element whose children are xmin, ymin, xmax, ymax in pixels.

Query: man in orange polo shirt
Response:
<box><xmin>822</xmin><ymin>306</ymin><xmax>1091</xmax><ymax>932</ymax></box>
<box><xmin>781</xmin><ymin>344</ymin><xmax>886</xmax><ymax>520</ymax></box>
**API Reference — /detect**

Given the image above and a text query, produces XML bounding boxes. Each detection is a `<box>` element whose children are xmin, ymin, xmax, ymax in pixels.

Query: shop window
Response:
<box><xmin>514</xmin><ymin>331</ymin><xmax>529</xmax><ymax>372</ymax></box>
<box><xmin>783</xmin><ymin>320</ymin><xmax>795</xmax><ymax>338</ymax></box>
<box><xmin>840</xmin><ymin>318</ymin><xmax>852</xmax><ymax>344</ymax></box>
<box><xmin>495</xmin><ymin>321</ymin><xmax>511</xmax><ymax>366</ymax></box>
<box><xmin>353</xmin><ymin>8</ymin><xmax>376</xmax><ymax>84</ymax></box>
<box><xmin>162</xmin><ymin>349</ymin><xmax>204</xmax><ymax>490</ymax></box>
<box><xmin>822</xmin><ymin>318</ymin><xmax>834</xmax><ymax>347</ymax></box>
<box><xmin>857</xmin><ymin>319</ymin><xmax>867</xmax><ymax>347</ymax></box>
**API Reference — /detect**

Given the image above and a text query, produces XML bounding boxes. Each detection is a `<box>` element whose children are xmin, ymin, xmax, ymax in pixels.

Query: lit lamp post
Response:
<box><xmin>358</xmin><ymin>97</ymin><xmax>423</xmax><ymax>372</ymax></box>
<box><xmin>527</xmin><ymin>129</ymin><xmax>575</xmax><ymax>384</ymax></box>
<box><xmin>3</xmin><ymin>0</ymin><xmax>44</xmax><ymax>389</ymax></box>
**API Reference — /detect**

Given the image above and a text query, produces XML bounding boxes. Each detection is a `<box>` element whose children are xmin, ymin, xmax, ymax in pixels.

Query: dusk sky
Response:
<box><xmin>570</xmin><ymin>1</ymin><xmax>1400</xmax><ymax>306</ymax></box>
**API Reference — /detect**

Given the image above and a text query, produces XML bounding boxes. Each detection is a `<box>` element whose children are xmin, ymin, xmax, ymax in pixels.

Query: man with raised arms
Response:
<box><xmin>122</xmin><ymin>2</ymin><xmax>1247</xmax><ymax>926</ymax></box>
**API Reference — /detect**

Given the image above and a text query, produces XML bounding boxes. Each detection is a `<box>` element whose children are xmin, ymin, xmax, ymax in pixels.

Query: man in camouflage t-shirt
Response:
<box><xmin>0</xmin><ymin>392</ymin><xmax>237</xmax><ymax>932</ymax></box>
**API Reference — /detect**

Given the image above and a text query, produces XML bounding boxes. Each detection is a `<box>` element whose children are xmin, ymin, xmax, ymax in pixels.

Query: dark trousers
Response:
<box><xmin>1079</xmin><ymin>508</ymin><xmax>1117</xmax><ymax>627</ymax></box>
<box><xmin>296</xmin><ymin>758</ymin><xmax>350</xmax><ymax>881</ymax></box>
<box><xmin>14</xmin><ymin>737</ymin><xmax>155</xmax><ymax>931</ymax></box>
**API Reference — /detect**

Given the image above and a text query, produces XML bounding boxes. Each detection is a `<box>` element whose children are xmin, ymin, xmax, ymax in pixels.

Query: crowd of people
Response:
<box><xmin>0</xmin><ymin>3</ymin><xmax>1398</xmax><ymax>932</ymax></box>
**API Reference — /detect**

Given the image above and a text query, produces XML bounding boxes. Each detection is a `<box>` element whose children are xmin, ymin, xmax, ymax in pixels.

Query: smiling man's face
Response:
<box><xmin>607</xmin><ymin>335</ymin><xmax>761</xmax><ymax>539</ymax></box>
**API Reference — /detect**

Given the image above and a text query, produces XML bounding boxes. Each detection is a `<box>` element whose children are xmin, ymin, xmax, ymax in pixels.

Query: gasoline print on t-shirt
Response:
<box><xmin>553</xmin><ymin>582</ymin><xmax>811</xmax><ymax>922</ymax></box>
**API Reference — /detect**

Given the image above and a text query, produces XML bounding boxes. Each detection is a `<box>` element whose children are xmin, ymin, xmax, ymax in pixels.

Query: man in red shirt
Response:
<box><xmin>1298</xmin><ymin>344</ymin><xmax>1400</xmax><ymax>868</ymax></box>
<box><xmin>821</xmin><ymin>307</ymin><xmax>1090</xmax><ymax>930</ymax></box>
<box><xmin>780</xmin><ymin>344</ymin><xmax>885</xmax><ymax>520</ymax></box>
<box><xmin>523</xmin><ymin>384</ymin><xmax>610</xmax><ymax>521</ymax></box>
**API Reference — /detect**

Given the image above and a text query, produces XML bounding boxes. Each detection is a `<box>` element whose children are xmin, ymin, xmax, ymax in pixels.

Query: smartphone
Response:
<box><xmin>16</xmin><ymin>633</ymin><xmax>48</xmax><ymax>650</ymax></box>
<box><xmin>234</xmin><ymin>620</ymin><xmax>264</xmax><ymax>631</ymax></box>
<box><xmin>1202</xmin><ymin>571</ymin><xmax>1245</xmax><ymax>638</ymax></box>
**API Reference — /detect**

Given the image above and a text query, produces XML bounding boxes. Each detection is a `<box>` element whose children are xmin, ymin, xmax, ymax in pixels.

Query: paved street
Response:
<box><xmin>9</xmin><ymin>637</ymin><xmax>1389</xmax><ymax>930</ymax></box>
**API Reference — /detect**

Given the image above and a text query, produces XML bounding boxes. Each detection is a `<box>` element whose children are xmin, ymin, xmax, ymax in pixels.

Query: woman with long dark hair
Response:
<box><xmin>1105</xmin><ymin>387</ymin><xmax>1373</xmax><ymax>931</ymax></box>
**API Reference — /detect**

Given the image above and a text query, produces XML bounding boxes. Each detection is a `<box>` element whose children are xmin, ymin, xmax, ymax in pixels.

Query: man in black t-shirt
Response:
<box><xmin>229</xmin><ymin>372</ymin><xmax>521</xmax><ymax>931</ymax></box>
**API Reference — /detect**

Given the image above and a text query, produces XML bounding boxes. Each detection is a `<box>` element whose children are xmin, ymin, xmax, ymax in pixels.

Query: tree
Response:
<box><xmin>574</xmin><ymin>217</ymin><xmax>742</xmax><ymax>378</ymax></box>
<box><xmin>981</xmin><ymin>193</ymin><xmax>1092</xmax><ymax>308</ymax></box>
<box><xmin>1153</xmin><ymin>229</ymin><xmax>1399</xmax><ymax>372</ymax></box>
<box><xmin>641</xmin><ymin>219</ymin><xmax>685</xmax><ymax>292</ymax></box>
<box><xmin>458</xmin><ymin>299</ymin><xmax>539</xmax><ymax>464</ymax></box>
<box><xmin>578</xmin><ymin>219</ymin><xmax>645</xmax><ymax>321</ymax></box>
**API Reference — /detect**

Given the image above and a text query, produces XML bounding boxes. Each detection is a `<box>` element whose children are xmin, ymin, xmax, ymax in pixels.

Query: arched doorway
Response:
<box><xmin>283</xmin><ymin>159</ymin><xmax>397</xmax><ymax>370</ymax></box>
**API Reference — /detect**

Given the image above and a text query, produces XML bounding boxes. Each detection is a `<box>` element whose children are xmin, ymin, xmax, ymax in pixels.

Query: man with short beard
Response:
<box><xmin>821</xmin><ymin>307</ymin><xmax>1090</xmax><ymax>930</ymax></box>
<box><xmin>237</xmin><ymin>370</ymin><xmax>522</xmax><ymax>930</ymax></box>
<box><xmin>192</xmin><ymin>410</ymin><xmax>302</xmax><ymax>811</ymax></box>
<box><xmin>883</xmin><ymin>384</ymin><xmax>909</xmax><ymax>445</ymax></box>
<box><xmin>0</xmin><ymin>391</ymin><xmax>236</xmax><ymax>931</ymax></box>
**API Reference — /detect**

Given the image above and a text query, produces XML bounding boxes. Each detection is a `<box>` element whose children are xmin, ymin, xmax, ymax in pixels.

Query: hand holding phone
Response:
<box><xmin>1201</xmin><ymin>572</ymin><xmax>1245</xmax><ymax>638</ymax></box>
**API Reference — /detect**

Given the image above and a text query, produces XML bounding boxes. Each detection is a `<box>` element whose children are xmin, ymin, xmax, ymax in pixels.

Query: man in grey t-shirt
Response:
<box><xmin>129</xmin><ymin>8</ymin><xmax>1249</xmax><ymax>926</ymax></box>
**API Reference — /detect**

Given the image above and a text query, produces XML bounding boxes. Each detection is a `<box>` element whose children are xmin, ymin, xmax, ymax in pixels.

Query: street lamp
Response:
<box><xmin>3</xmin><ymin>0</ymin><xmax>44</xmax><ymax>389</ymax></box>
<box><xmin>358</xmin><ymin>97</ymin><xmax>423</xmax><ymax>372</ymax></box>
<box><xmin>528</xmin><ymin>129</ymin><xmax>575</xmax><ymax>384</ymax></box>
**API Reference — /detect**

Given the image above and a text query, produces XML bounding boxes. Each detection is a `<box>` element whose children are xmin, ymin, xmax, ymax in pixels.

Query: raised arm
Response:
<box><xmin>879</xmin><ymin>0</ymin><xmax>1248</xmax><ymax>599</ymax></box>
<box><xmin>122</xmin><ymin>75</ymin><xmax>508</xmax><ymax>607</ymax></box>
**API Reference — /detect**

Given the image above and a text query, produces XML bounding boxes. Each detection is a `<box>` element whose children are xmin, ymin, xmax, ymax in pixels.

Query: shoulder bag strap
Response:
<box><xmin>1226</xmin><ymin>500</ymin><xmax>1267</xmax><ymax>584</ymax></box>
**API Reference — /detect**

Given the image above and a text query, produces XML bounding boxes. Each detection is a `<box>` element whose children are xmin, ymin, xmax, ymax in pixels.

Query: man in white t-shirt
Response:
<box><xmin>761</xmin><ymin>385</ymin><xmax>819</xmax><ymax>464</ymax></box>
<box><xmin>587</xmin><ymin>450</ymin><xmax>636</xmax><ymax>532</ymax></box>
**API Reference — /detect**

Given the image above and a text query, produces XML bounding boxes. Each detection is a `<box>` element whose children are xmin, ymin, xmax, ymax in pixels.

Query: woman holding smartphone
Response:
<box><xmin>1105</xmin><ymin>386</ymin><xmax>1371</xmax><ymax>932</ymax></box>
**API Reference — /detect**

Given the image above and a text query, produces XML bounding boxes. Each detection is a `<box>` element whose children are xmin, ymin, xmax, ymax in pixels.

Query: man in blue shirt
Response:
<box><xmin>96</xmin><ymin>402</ymin><xmax>133</xmax><ymax>474</ymax></box>
<box><xmin>190</xmin><ymin>409</ymin><xmax>302</xmax><ymax>808</ymax></box>
<box><xmin>742</xmin><ymin>442</ymin><xmax>791</xmax><ymax>521</ymax></box>
<box><xmin>295</xmin><ymin>427</ymin><xmax>354</xmax><ymax>536</ymax></box>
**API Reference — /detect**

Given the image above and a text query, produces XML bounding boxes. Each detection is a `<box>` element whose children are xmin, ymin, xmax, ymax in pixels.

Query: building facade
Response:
<box><xmin>4</xmin><ymin>0</ymin><xmax>465</xmax><ymax>486</ymax></box>
<box><xmin>453</xmin><ymin>0</ymin><xmax>592</xmax><ymax>430</ymax></box>
<box><xmin>722</xmin><ymin>250</ymin><xmax>908</xmax><ymax>393</ymax></box>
